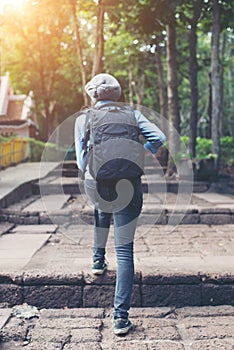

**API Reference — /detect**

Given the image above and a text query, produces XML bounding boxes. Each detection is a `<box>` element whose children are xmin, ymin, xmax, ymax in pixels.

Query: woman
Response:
<box><xmin>74</xmin><ymin>73</ymin><xmax>166</xmax><ymax>335</ymax></box>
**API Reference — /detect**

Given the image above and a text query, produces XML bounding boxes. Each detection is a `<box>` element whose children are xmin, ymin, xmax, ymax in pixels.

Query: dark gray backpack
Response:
<box><xmin>82</xmin><ymin>103</ymin><xmax>144</xmax><ymax>182</ymax></box>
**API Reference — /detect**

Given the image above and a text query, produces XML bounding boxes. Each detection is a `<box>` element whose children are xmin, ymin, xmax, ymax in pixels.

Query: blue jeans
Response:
<box><xmin>85</xmin><ymin>178</ymin><xmax>143</xmax><ymax>319</ymax></box>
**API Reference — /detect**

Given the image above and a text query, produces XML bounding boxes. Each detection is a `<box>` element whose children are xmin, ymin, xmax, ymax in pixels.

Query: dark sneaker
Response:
<box><xmin>113</xmin><ymin>318</ymin><xmax>132</xmax><ymax>335</ymax></box>
<box><xmin>92</xmin><ymin>260</ymin><xmax>108</xmax><ymax>275</ymax></box>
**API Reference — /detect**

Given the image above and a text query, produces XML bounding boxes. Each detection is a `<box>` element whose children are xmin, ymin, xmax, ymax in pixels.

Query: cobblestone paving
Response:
<box><xmin>1</xmin><ymin>306</ymin><xmax>234</xmax><ymax>350</ymax></box>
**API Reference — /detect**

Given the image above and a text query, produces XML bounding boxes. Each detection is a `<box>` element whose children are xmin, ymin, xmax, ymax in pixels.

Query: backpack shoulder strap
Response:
<box><xmin>81</xmin><ymin>108</ymin><xmax>94</xmax><ymax>151</ymax></box>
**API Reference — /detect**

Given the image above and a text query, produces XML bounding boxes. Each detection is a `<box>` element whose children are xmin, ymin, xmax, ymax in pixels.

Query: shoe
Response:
<box><xmin>113</xmin><ymin>318</ymin><xmax>132</xmax><ymax>335</ymax></box>
<box><xmin>92</xmin><ymin>260</ymin><xmax>108</xmax><ymax>275</ymax></box>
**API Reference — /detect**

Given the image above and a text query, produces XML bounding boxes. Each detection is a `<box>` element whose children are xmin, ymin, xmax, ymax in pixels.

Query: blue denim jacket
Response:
<box><xmin>74</xmin><ymin>100</ymin><xmax>166</xmax><ymax>176</ymax></box>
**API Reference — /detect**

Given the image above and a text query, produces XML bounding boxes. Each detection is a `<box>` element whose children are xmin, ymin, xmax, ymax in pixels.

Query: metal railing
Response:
<box><xmin>0</xmin><ymin>139</ymin><xmax>28</xmax><ymax>168</ymax></box>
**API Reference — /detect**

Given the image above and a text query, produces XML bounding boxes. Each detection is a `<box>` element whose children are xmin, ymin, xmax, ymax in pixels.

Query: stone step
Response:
<box><xmin>1</xmin><ymin>207</ymin><xmax>234</xmax><ymax>225</ymax></box>
<box><xmin>0</xmin><ymin>224</ymin><xmax>233</xmax><ymax>309</ymax></box>
<box><xmin>0</xmin><ymin>261</ymin><xmax>233</xmax><ymax>309</ymax></box>
<box><xmin>32</xmin><ymin>178</ymin><xmax>210</xmax><ymax>195</ymax></box>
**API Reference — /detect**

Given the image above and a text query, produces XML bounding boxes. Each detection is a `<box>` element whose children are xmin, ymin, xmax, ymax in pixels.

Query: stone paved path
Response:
<box><xmin>1</xmin><ymin>306</ymin><xmax>234</xmax><ymax>349</ymax></box>
<box><xmin>0</xmin><ymin>162</ymin><xmax>234</xmax><ymax>349</ymax></box>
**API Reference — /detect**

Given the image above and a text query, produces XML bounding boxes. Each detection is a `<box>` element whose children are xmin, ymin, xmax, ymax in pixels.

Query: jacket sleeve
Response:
<box><xmin>135</xmin><ymin>111</ymin><xmax>166</xmax><ymax>154</ymax></box>
<box><xmin>74</xmin><ymin>114</ymin><xmax>86</xmax><ymax>172</ymax></box>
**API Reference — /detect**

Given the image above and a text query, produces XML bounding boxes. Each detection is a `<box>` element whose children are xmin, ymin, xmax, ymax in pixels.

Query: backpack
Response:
<box><xmin>81</xmin><ymin>103</ymin><xmax>144</xmax><ymax>182</ymax></box>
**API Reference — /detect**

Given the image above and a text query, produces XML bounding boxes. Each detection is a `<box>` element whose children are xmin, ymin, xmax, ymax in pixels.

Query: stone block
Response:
<box><xmin>0</xmin><ymin>273</ymin><xmax>22</xmax><ymax>285</ymax></box>
<box><xmin>131</xmin><ymin>285</ymin><xmax>141</xmax><ymax>307</ymax></box>
<box><xmin>24</xmin><ymin>285</ymin><xmax>83</xmax><ymax>308</ymax></box>
<box><xmin>140</xmin><ymin>317</ymin><xmax>176</xmax><ymax>328</ymax></box>
<box><xmin>29</xmin><ymin>327</ymin><xmax>70</xmax><ymax>343</ymax></box>
<box><xmin>24</xmin><ymin>343</ymin><xmax>61</xmax><ymax>350</ymax></box>
<box><xmin>39</xmin><ymin>308</ymin><xmax>104</xmax><ymax>319</ymax></box>
<box><xmin>142</xmin><ymin>273</ymin><xmax>200</xmax><ymax>285</ymax></box>
<box><xmin>202</xmin><ymin>284</ymin><xmax>234</xmax><ymax>306</ymax></box>
<box><xmin>8</xmin><ymin>215</ymin><xmax>24</xmax><ymax>224</ymax></box>
<box><xmin>191</xmin><ymin>339</ymin><xmax>234</xmax><ymax>350</ymax></box>
<box><xmin>138</xmin><ymin>213</ymin><xmax>167</xmax><ymax>226</ymax></box>
<box><xmin>166</xmin><ymin>213</ymin><xmax>201</xmax><ymax>225</ymax></box>
<box><xmin>70</xmin><ymin>328</ymin><xmax>101</xmax><ymax>343</ymax></box>
<box><xmin>45</xmin><ymin>215</ymin><xmax>70</xmax><ymax>226</ymax></box>
<box><xmin>103</xmin><ymin>344</ymin><xmax>148</xmax><ymax>350</ymax></box>
<box><xmin>147</xmin><ymin>343</ymin><xmax>185</xmax><ymax>350</ymax></box>
<box><xmin>39</xmin><ymin>213</ymin><xmax>53</xmax><ymax>224</ymax></box>
<box><xmin>180</xmin><ymin>214</ymin><xmax>200</xmax><ymax>224</ymax></box>
<box><xmin>130</xmin><ymin>307</ymin><xmax>172</xmax><ymax>318</ymax></box>
<box><xmin>142</xmin><ymin>284</ymin><xmax>202</xmax><ymax>307</ymax></box>
<box><xmin>0</xmin><ymin>214</ymin><xmax>9</xmax><ymax>222</ymax></box>
<box><xmin>64</xmin><ymin>343</ymin><xmax>102</xmax><ymax>350</ymax></box>
<box><xmin>83</xmin><ymin>285</ymin><xmax>115</xmax><ymax>307</ymax></box>
<box><xmin>23</xmin><ymin>272</ymin><xmax>83</xmax><ymax>286</ymax></box>
<box><xmin>37</xmin><ymin>317</ymin><xmax>102</xmax><ymax>330</ymax></box>
<box><xmin>202</xmin><ymin>273</ymin><xmax>234</xmax><ymax>285</ymax></box>
<box><xmin>200</xmin><ymin>207</ymin><xmax>231</xmax><ymax>214</ymax></box>
<box><xmin>176</xmin><ymin>305</ymin><xmax>234</xmax><ymax>318</ymax></box>
<box><xmin>23</xmin><ymin>216</ymin><xmax>39</xmax><ymax>225</ymax></box>
<box><xmin>144</xmin><ymin>325</ymin><xmax>181</xmax><ymax>340</ymax></box>
<box><xmin>187</xmin><ymin>324</ymin><xmax>234</xmax><ymax>341</ymax></box>
<box><xmin>0</xmin><ymin>284</ymin><xmax>23</xmax><ymax>306</ymax></box>
<box><xmin>200</xmin><ymin>214</ymin><xmax>232</xmax><ymax>225</ymax></box>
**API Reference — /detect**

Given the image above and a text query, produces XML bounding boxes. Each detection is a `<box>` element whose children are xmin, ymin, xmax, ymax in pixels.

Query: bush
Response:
<box><xmin>0</xmin><ymin>135</ymin><xmax>15</xmax><ymax>143</ymax></box>
<box><xmin>28</xmin><ymin>138</ymin><xmax>47</xmax><ymax>162</ymax></box>
<box><xmin>220</xmin><ymin>136</ymin><xmax>234</xmax><ymax>167</ymax></box>
<box><xmin>195</xmin><ymin>137</ymin><xmax>212</xmax><ymax>158</ymax></box>
<box><xmin>180</xmin><ymin>136</ymin><xmax>234</xmax><ymax>166</ymax></box>
<box><xmin>28</xmin><ymin>138</ymin><xmax>66</xmax><ymax>162</ymax></box>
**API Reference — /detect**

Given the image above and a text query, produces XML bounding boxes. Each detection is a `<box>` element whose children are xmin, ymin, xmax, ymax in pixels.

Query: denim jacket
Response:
<box><xmin>74</xmin><ymin>100</ymin><xmax>166</xmax><ymax>178</ymax></box>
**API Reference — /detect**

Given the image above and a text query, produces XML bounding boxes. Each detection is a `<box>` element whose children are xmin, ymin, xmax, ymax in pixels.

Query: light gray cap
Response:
<box><xmin>85</xmin><ymin>73</ymin><xmax>121</xmax><ymax>102</ymax></box>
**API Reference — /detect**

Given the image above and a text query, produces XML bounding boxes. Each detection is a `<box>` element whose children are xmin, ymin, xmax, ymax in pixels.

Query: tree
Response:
<box><xmin>70</xmin><ymin>0</ymin><xmax>88</xmax><ymax>105</ymax></box>
<box><xmin>156</xmin><ymin>43</ymin><xmax>167</xmax><ymax>124</ymax></box>
<box><xmin>166</xmin><ymin>12</ymin><xmax>181</xmax><ymax>177</ymax></box>
<box><xmin>188</xmin><ymin>0</ymin><xmax>203</xmax><ymax>158</ymax></box>
<box><xmin>1</xmin><ymin>0</ymin><xmax>82</xmax><ymax>141</ymax></box>
<box><xmin>92</xmin><ymin>0</ymin><xmax>105</xmax><ymax>76</ymax></box>
<box><xmin>211</xmin><ymin>0</ymin><xmax>221</xmax><ymax>174</ymax></box>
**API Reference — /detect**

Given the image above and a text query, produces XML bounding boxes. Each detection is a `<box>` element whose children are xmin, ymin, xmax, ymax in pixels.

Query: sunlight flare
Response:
<box><xmin>0</xmin><ymin>0</ymin><xmax>26</xmax><ymax>13</ymax></box>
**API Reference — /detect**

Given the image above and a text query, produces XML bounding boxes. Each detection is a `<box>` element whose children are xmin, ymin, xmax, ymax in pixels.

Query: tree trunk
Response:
<box><xmin>166</xmin><ymin>15</ymin><xmax>181</xmax><ymax>178</ymax></box>
<box><xmin>211</xmin><ymin>0</ymin><xmax>221</xmax><ymax>175</ymax></box>
<box><xmin>207</xmin><ymin>72</ymin><xmax>212</xmax><ymax>139</ymax></box>
<box><xmin>70</xmin><ymin>0</ymin><xmax>88</xmax><ymax>105</ymax></box>
<box><xmin>227</xmin><ymin>64</ymin><xmax>234</xmax><ymax>137</ymax></box>
<box><xmin>128</xmin><ymin>68</ymin><xmax>134</xmax><ymax>106</ymax></box>
<box><xmin>133</xmin><ymin>73</ymin><xmax>145</xmax><ymax>105</ymax></box>
<box><xmin>92</xmin><ymin>0</ymin><xmax>105</xmax><ymax>76</ymax></box>
<box><xmin>188</xmin><ymin>0</ymin><xmax>202</xmax><ymax>158</ymax></box>
<box><xmin>156</xmin><ymin>47</ymin><xmax>167</xmax><ymax>134</ymax></box>
<box><xmin>219</xmin><ymin>32</ymin><xmax>226</xmax><ymax>137</ymax></box>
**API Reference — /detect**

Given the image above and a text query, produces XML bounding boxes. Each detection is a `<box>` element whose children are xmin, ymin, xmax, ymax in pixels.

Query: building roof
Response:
<box><xmin>0</xmin><ymin>73</ymin><xmax>36</xmax><ymax>123</ymax></box>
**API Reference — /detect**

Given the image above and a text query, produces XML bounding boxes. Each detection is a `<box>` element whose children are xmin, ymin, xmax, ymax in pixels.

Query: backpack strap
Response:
<box><xmin>81</xmin><ymin>108</ymin><xmax>96</xmax><ymax>152</ymax></box>
<box><xmin>80</xmin><ymin>108</ymin><xmax>96</xmax><ymax>179</ymax></box>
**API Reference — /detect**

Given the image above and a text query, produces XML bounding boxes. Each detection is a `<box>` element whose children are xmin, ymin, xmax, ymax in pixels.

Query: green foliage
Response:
<box><xmin>180</xmin><ymin>136</ymin><xmax>234</xmax><ymax>166</ymax></box>
<box><xmin>27</xmin><ymin>138</ymin><xmax>47</xmax><ymax>162</ymax></box>
<box><xmin>28</xmin><ymin>138</ymin><xmax>66</xmax><ymax>162</ymax></box>
<box><xmin>195</xmin><ymin>137</ymin><xmax>212</xmax><ymax>158</ymax></box>
<box><xmin>220</xmin><ymin>136</ymin><xmax>234</xmax><ymax>166</ymax></box>
<box><xmin>0</xmin><ymin>135</ymin><xmax>10</xmax><ymax>143</ymax></box>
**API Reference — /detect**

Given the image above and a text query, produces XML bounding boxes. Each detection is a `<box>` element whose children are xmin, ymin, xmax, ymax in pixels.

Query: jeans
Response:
<box><xmin>84</xmin><ymin>177</ymin><xmax>143</xmax><ymax>319</ymax></box>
